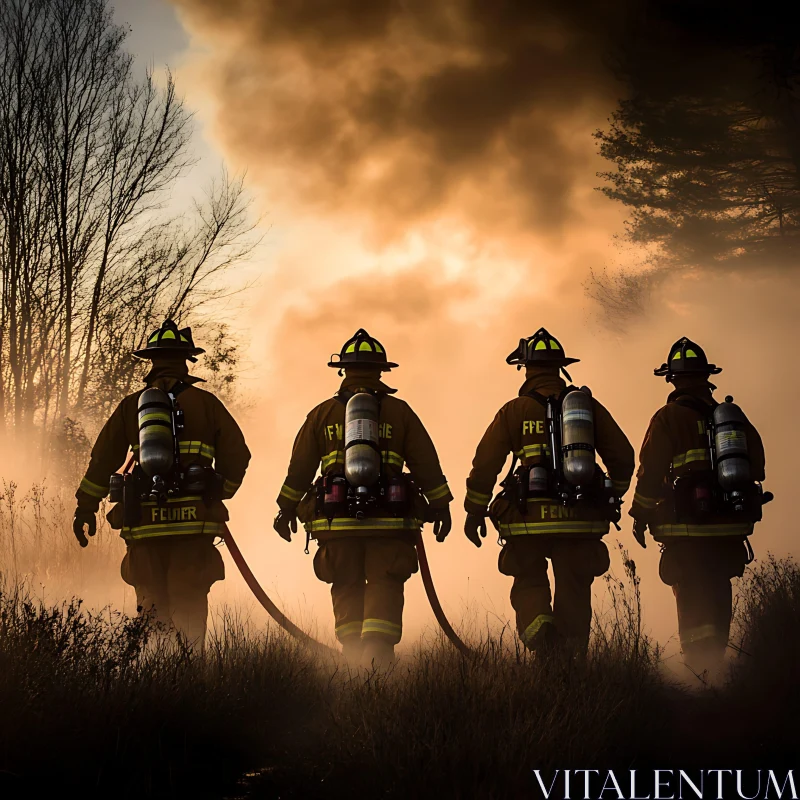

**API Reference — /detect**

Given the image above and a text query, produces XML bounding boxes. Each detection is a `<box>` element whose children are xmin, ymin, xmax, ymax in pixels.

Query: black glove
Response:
<box><xmin>273</xmin><ymin>509</ymin><xmax>297</xmax><ymax>542</ymax></box>
<box><xmin>429</xmin><ymin>507</ymin><xmax>452</xmax><ymax>542</ymax></box>
<box><xmin>633</xmin><ymin>519</ymin><xmax>648</xmax><ymax>549</ymax></box>
<box><xmin>464</xmin><ymin>513</ymin><xmax>487</xmax><ymax>548</ymax></box>
<box><xmin>73</xmin><ymin>508</ymin><xmax>96</xmax><ymax>548</ymax></box>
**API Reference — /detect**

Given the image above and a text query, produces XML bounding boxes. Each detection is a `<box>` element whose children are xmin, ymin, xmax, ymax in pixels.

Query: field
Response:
<box><xmin>0</xmin><ymin>488</ymin><xmax>797</xmax><ymax>799</ymax></box>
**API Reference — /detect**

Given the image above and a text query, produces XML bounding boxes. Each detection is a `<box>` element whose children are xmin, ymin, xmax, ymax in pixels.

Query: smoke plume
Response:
<box><xmin>163</xmin><ymin>0</ymin><xmax>796</xmax><ymax>655</ymax></box>
<box><xmin>173</xmin><ymin>0</ymin><xmax>635</xmax><ymax>242</ymax></box>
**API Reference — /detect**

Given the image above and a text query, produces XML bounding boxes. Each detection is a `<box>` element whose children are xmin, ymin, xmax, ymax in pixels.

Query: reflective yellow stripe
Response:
<box><xmin>515</xmin><ymin>443</ymin><xmax>551</xmax><ymax>459</ymax></box>
<box><xmin>223</xmin><ymin>478</ymin><xmax>241</xmax><ymax>497</ymax></box>
<box><xmin>424</xmin><ymin>483</ymin><xmax>450</xmax><ymax>501</ymax></box>
<box><xmin>335</xmin><ymin>621</ymin><xmax>363</xmax><ymax>640</ymax></box>
<box><xmin>633</xmin><ymin>492</ymin><xmax>660</xmax><ymax>509</ymax></box>
<box><xmin>122</xmin><ymin>521</ymin><xmax>223</xmax><ymax>540</ymax></box>
<box><xmin>522</xmin><ymin>614</ymin><xmax>555</xmax><ymax>644</ymax></box>
<box><xmin>653</xmin><ymin>523</ymin><xmax>753</xmax><ymax>538</ymax></box>
<box><xmin>611</xmin><ymin>479</ymin><xmax>630</xmax><ymax>494</ymax></box>
<box><xmin>381</xmin><ymin>451</ymin><xmax>404</xmax><ymax>468</ymax></box>
<box><xmin>321</xmin><ymin>450</ymin><xmax>345</xmax><ymax>470</ymax></box>
<box><xmin>671</xmin><ymin>449</ymin><xmax>710</xmax><ymax>469</ymax></box>
<box><xmin>279</xmin><ymin>484</ymin><xmax>305</xmax><ymax>502</ymax></box>
<box><xmin>306</xmin><ymin>517</ymin><xmax>421</xmax><ymax>533</ymax></box>
<box><xmin>79</xmin><ymin>477</ymin><xmax>109</xmax><ymax>498</ymax></box>
<box><xmin>499</xmin><ymin>521</ymin><xmax>609</xmax><ymax>536</ymax></box>
<box><xmin>682</xmin><ymin>623</ymin><xmax>722</xmax><ymax>644</ymax></box>
<box><xmin>131</xmin><ymin>441</ymin><xmax>215</xmax><ymax>459</ymax></box>
<box><xmin>139</xmin><ymin>495</ymin><xmax>203</xmax><ymax>507</ymax></box>
<box><xmin>362</xmin><ymin>618</ymin><xmax>402</xmax><ymax>638</ymax></box>
<box><xmin>178</xmin><ymin>440</ymin><xmax>215</xmax><ymax>459</ymax></box>
<box><xmin>140</xmin><ymin>428</ymin><xmax>172</xmax><ymax>441</ymax></box>
<box><xmin>139</xmin><ymin>411</ymin><xmax>171</xmax><ymax>425</ymax></box>
<box><xmin>466</xmin><ymin>488</ymin><xmax>492</xmax><ymax>506</ymax></box>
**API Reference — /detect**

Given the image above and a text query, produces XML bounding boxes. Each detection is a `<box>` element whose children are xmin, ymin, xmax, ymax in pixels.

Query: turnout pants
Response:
<box><xmin>313</xmin><ymin>536</ymin><xmax>419</xmax><ymax>648</ymax></box>
<box><xmin>121</xmin><ymin>535</ymin><xmax>225</xmax><ymax>650</ymax></box>
<box><xmin>499</xmin><ymin>536</ymin><xmax>610</xmax><ymax>652</ymax></box>
<box><xmin>658</xmin><ymin>537</ymin><xmax>749</xmax><ymax>673</ymax></box>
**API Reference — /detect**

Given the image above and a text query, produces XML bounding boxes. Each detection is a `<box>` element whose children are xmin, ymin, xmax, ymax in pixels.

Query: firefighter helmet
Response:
<box><xmin>328</xmin><ymin>329</ymin><xmax>398</xmax><ymax>371</ymax></box>
<box><xmin>132</xmin><ymin>319</ymin><xmax>205</xmax><ymax>361</ymax></box>
<box><xmin>506</xmin><ymin>328</ymin><xmax>580</xmax><ymax>368</ymax></box>
<box><xmin>654</xmin><ymin>337</ymin><xmax>721</xmax><ymax>378</ymax></box>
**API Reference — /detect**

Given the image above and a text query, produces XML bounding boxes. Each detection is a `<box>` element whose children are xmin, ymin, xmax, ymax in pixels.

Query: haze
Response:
<box><xmin>29</xmin><ymin>0</ymin><xmax>798</xmax><ymax>655</ymax></box>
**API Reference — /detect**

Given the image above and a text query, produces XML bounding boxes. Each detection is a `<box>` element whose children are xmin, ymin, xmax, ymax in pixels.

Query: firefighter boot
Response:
<box><xmin>527</xmin><ymin>617</ymin><xmax>560</xmax><ymax>656</ymax></box>
<box><xmin>361</xmin><ymin>638</ymin><xmax>395</xmax><ymax>670</ymax></box>
<box><xmin>341</xmin><ymin>634</ymin><xmax>364</xmax><ymax>664</ymax></box>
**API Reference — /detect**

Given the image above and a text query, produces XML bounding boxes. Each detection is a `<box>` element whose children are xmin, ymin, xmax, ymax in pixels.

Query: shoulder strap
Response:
<box><xmin>672</xmin><ymin>391</ymin><xmax>718</xmax><ymax>416</ymax></box>
<box><xmin>169</xmin><ymin>381</ymin><xmax>191</xmax><ymax>399</ymax></box>
<box><xmin>334</xmin><ymin>388</ymin><xmax>386</xmax><ymax>406</ymax></box>
<box><xmin>524</xmin><ymin>389</ymin><xmax>550</xmax><ymax>408</ymax></box>
<box><xmin>525</xmin><ymin>384</ymin><xmax>580</xmax><ymax>408</ymax></box>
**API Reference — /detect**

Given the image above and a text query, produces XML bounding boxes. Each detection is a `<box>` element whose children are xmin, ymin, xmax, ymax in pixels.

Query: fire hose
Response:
<box><xmin>222</xmin><ymin>525</ymin><xmax>334</xmax><ymax>654</ymax></box>
<box><xmin>414</xmin><ymin>529</ymin><xmax>472</xmax><ymax>657</ymax></box>
<box><xmin>222</xmin><ymin>524</ymin><xmax>472</xmax><ymax>658</ymax></box>
<box><xmin>121</xmin><ymin>448</ymin><xmax>470</xmax><ymax>657</ymax></box>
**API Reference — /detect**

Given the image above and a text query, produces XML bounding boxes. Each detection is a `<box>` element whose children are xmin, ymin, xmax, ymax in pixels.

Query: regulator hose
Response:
<box><xmin>222</xmin><ymin>525</ymin><xmax>334</xmax><ymax>654</ymax></box>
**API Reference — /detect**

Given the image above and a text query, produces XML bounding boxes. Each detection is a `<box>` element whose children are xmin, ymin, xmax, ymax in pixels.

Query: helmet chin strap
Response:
<box><xmin>560</xmin><ymin>367</ymin><xmax>572</xmax><ymax>382</ymax></box>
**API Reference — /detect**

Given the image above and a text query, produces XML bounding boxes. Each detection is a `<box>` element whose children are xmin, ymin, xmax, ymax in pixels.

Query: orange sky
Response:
<box><xmin>45</xmin><ymin>0</ymin><xmax>800</xmax><ymax>657</ymax></box>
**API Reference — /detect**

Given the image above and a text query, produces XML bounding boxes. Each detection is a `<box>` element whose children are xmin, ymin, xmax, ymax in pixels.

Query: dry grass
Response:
<box><xmin>0</xmin><ymin>479</ymin><xmax>124</xmax><ymax>595</ymax></box>
<box><xmin>0</xmin><ymin>483</ymin><xmax>797</xmax><ymax>798</ymax></box>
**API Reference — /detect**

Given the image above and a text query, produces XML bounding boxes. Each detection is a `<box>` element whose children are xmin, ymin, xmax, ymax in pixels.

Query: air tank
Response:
<box><xmin>344</xmin><ymin>392</ymin><xmax>381</xmax><ymax>488</ymax></box>
<box><xmin>137</xmin><ymin>387</ymin><xmax>175</xmax><ymax>478</ymax></box>
<box><xmin>713</xmin><ymin>397</ymin><xmax>750</xmax><ymax>490</ymax></box>
<box><xmin>561</xmin><ymin>388</ymin><xmax>596</xmax><ymax>487</ymax></box>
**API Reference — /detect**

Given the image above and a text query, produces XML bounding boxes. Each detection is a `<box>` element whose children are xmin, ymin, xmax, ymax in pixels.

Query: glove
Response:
<box><xmin>633</xmin><ymin>519</ymin><xmax>648</xmax><ymax>549</ymax></box>
<box><xmin>273</xmin><ymin>509</ymin><xmax>297</xmax><ymax>542</ymax></box>
<box><xmin>430</xmin><ymin>507</ymin><xmax>452</xmax><ymax>543</ymax></box>
<box><xmin>464</xmin><ymin>513</ymin><xmax>487</xmax><ymax>548</ymax></box>
<box><xmin>73</xmin><ymin>508</ymin><xmax>96</xmax><ymax>548</ymax></box>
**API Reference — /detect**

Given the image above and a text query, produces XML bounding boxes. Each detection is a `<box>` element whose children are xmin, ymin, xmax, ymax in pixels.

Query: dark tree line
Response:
<box><xmin>592</xmin><ymin>1</ymin><xmax>800</xmax><ymax>316</ymax></box>
<box><xmin>0</xmin><ymin>0</ymin><xmax>256</xmax><ymax>452</ymax></box>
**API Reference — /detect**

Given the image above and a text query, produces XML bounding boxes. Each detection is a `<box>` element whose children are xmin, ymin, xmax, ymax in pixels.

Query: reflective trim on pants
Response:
<box><xmin>521</xmin><ymin>613</ymin><xmax>555</xmax><ymax>645</ymax></box>
<box><xmin>335</xmin><ymin>620</ymin><xmax>363</xmax><ymax>640</ymax></box>
<box><xmin>683</xmin><ymin>623</ymin><xmax>722</xmax><ymax>644</ymax></box>
<box><xmin>362</xmin><ymin>618</ymin><xmax>402</xmax><ymax>642</ymax></box>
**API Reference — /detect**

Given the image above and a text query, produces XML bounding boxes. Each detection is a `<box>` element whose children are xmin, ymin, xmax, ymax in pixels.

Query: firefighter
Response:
<box><xmin>631</xmin><ymin>337</ymin><xmax>767</xmax><ymax>676</ymax></box>
<box><xmin>464</xmin><ymin>328</ymin><xmax>634</xmax><ymax>654</ymax></box>
<box><xmin>73</xmin><ymin>320</ymin><xmax>251</xmax><ymax>649</ymax></box>
<box><xmin>274</xmin><ymin>329</ymin><xmax>452</xmax><ymax>668</ymax></box>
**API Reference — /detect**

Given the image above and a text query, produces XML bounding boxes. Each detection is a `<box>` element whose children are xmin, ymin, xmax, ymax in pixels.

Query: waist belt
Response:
<box><xmin>652</xmin><ymin>522</ymin><xmax>754</xmax><ymax>539</ymax></box>
<box><xmin>498</xmin><ymin>520</ymin><xmax>609</xmax><ymax>537</ymax></box>
<box><xmin>122</xmin><ymin>494</ymin><xmax>222</xmax><ymax>541</ymax></box>
<box><xmin>305</xmin><ymin>516</ymin><xmax>422</xmax><ymax>534</ymax></box>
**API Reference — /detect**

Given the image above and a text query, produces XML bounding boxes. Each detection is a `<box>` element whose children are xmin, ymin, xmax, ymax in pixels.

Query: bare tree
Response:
<box><xmin>0</xmin><ymin>0</ymin><xmax>258</xmax><ymax>452</ymax></box>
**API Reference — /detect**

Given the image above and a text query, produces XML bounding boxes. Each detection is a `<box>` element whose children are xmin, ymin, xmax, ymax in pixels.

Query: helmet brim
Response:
<box><xmin>132</xmin><ymin>346</ymin><xmax>206</xmax><ymax>360</ymax></box>
<box><xmin>654</xmin><ymin>363</ymin><xmax>722</xmax><ymax>377</ymax></box>
<box><xmin>506</xmin><ymin>354</ymin><xmax>581</xmax><ymax>367</ymax></box>
<box><xmin>327</xmin><ymin>359</ymin><xmax>398</xmax><ymax>370</ymax></box>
